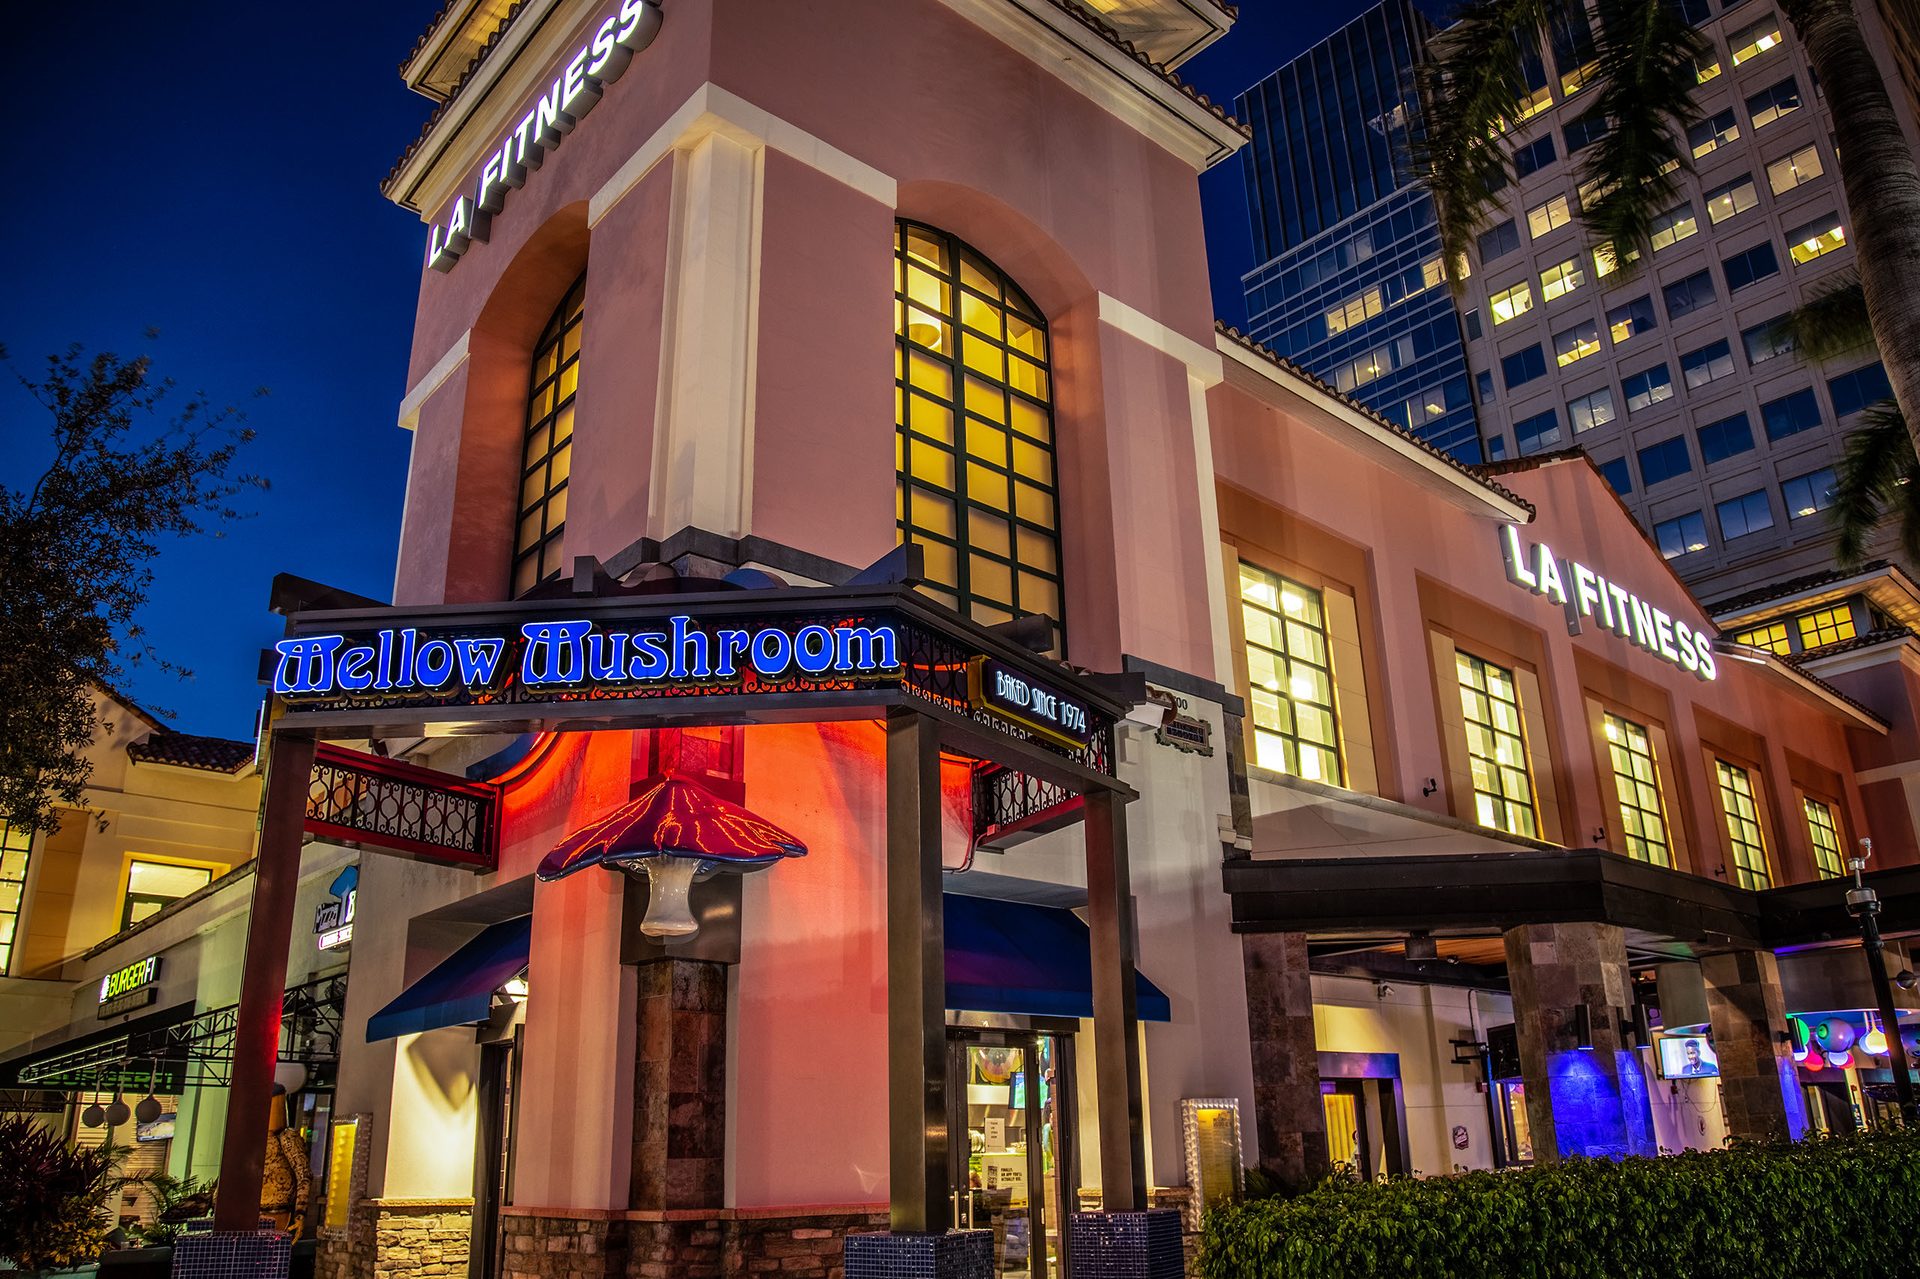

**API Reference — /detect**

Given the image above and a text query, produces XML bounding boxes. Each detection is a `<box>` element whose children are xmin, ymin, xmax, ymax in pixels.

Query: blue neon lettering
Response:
<box><xmin>794</xmin><ymin>625</ymin><xmax>835</xmax><ymax>675</ymax></box>
<box><xmin>714</xmin><ymin>629</ymin><xmax>751</xmax><ymax>677</ymax></box>
<box><xmin>373</xmin><ymin>629</ymin><xmax>395</xmax><ymax>690</ymax></box>
<box><xmin>835</xmin><ymin>625</ymin><xmax>897</xmax><ymax>671</ymax></box>
<box><xmin>670</xmin><ymin>615</ymin><xmax>709</xmax><ymax>679</ymax></box>
<box><xmin>337</xmin><ymin>646</ymin><xmax>377</xmax><ymax>691</ymax></box>
<box><xmin>452</xmin><ymin>638</ymin><xmax>506</xmax><ymax>686</ymax></box>
<box><xmin>629</xmin><ymin>632</ymin><xmax>670</xmax><ymax>679</ymax></box>
<box><xmin>753</xmin><ymin>628</ymin><xmax>793</xmax><ymax>675</ymax></box>
<box><xmin>587</xmin><ymin>632</ymin><xmax>629</xmax><ymax>680</ymax></box>
<box><xmin>415</xmin><ymin>638</ymin><xmax>456</xmax><ymax>686</ymax></box>
<box><xmin>522</xmin><ymin>621</ymin><xmax>591</xmax><ymax>684</ymax></box>
<box><xmin>396</xmin><ymin>629</ymin><xmax>418</xmax><ymax>688</ymax></box>
<box><xmin>273</xmin><ymin>636</ymin><xmax>344</xmax><ymax>694</ymax></box>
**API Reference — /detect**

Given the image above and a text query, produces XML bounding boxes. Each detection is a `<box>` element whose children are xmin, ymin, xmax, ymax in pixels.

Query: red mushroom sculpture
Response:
<box><xmin>535</xmin><ymin>775</ymin><xmax>807</xmax><ymax>936</ymax></box>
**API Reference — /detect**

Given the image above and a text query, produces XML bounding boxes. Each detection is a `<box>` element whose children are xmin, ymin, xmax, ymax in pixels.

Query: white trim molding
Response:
<box><xmin>1097</xmin><ymin>293</ymin><xmax>1223</xmax><ymax>384</ymax></box>
<box><xmin>396</xmin><ymin>331</ymin><xmax>473</xmax><ymax>431</ymax></box>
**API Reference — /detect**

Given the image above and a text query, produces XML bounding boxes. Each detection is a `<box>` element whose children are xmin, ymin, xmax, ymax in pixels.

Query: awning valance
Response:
<box><xmin>367</xmin><ymin>915</ymin><xmax>532</xmax><ymax>1042</ymax></box>
<box><xmin>944</xmin><ymin>893</ymin><xmax>1171</xmax><ymax>1022</ymax></box>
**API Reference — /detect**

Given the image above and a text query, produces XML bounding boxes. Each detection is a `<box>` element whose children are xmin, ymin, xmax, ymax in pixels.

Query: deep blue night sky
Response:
<box><xmin>0</xmin><ymin>0</ymin><xmax>1368</xmax><ymax>740</ymax></box>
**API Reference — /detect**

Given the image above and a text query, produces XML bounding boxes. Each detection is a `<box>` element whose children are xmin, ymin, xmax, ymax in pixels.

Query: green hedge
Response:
<box><xmin>1198</xmin><ymin>1130</ymin><xmax>1920</xmax><ymax>1279</ymax></box>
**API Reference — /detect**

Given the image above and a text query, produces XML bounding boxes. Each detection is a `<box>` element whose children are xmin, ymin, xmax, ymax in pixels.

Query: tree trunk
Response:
<box><xmin>1782</xmin><ymin>0</ymin><xmax>1920</xmax><ymax>450</ymax></box>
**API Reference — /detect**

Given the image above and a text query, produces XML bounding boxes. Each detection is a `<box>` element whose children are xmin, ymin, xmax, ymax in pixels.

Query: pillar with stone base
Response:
<box><xmin>631</xmin><ymin>957</ymin><xmax>729</xmax><ymax>1208</ymax></box>
<box><xmin>1240</xmin><ymin>931</ymin><xmax>1329</xmax><ymax>1190</ymax></box>
<box><xmin>1503</xmin><ymin>921</ymin><xmax>1657</xmax><ymax>1161</ymax></box>
<box><xmin>1702</xmin><ymin>949</ymin><xmax>1808</xmax><ymax>1142</ymax></box>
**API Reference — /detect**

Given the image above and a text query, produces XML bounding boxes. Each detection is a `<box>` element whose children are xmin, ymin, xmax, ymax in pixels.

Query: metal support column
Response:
<box><xmin>1083</xmin><ymin>787</ymin><xmax>1146</xmax><ymax>1211</ymax></box>
<box><xmin>886</xmin><ymin>709</ymin><xmax>949</xmax><ymax>1234</ymax></box>
<box><xmin>212</xmin><ymin>731</ymin><xmax>315</xmax><ymax>1232</ymax></box>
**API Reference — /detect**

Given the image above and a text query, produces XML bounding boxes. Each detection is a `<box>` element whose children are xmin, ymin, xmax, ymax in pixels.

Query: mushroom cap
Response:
<box><xmin>536</xmin><ymin>775</ymin><xmax>807</xmax><ymax>882</ymax></box>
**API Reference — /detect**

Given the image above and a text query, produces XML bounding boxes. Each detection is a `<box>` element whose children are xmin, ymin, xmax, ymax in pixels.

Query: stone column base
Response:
<box><xmin>844</xmin><ymin>1229</ymin><xmax>993</xmax><ymax>1279</ymax></box>
<box><xmin>1067</xmin><ymin>1210</ymin><xmax>1183</xmax><ymax>1279</ymax></box>
<box><xmin>172</xmin><ymin>1230</ymin><xmax>290</xmax><ymax>1279</ymax></box>
<box><xmin>315</xmin><ymin>1199</ymin><xmax>471</xmax><ymax>1279</ymax></box>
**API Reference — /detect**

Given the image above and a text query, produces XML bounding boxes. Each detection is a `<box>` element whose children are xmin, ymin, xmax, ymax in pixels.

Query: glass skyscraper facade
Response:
<box><xmin>1234</xmin><ymin>0</ymin><xmax>1482</xmax><ymax>460</ymax></box>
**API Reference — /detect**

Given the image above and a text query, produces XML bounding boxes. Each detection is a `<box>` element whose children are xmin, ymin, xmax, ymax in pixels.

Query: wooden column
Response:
<box><xmin>885</xmin><ymin>709</ymin><xmax>948</xmax><ymax>1234</ymax></box>
<box><xmin>212</xmin><ymin>731</ymin><xmax>316</xmax><ymax>1231</ymax></box>
<box><xmin>1084</xmin><ymin>787</ymin><xmax>1146</xmax><ymax>1211</ymax></box>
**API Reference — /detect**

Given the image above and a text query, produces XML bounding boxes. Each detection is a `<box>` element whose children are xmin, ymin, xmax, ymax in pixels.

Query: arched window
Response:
<box><xmin>513</xmin><ymin>275</ymin><xmax>585</xmax><ymax>596</ymax></box>
<box><xmin>894</xmin><ymin>222</ymin><xmax>1064</xmax><ymax>643</ymax></box>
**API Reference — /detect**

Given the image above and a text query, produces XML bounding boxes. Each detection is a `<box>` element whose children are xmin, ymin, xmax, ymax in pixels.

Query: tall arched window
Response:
<box><xmin>513</xmin><ymin>275</ymin><xmax>585</xmax><ymax>596</ymax></box>
<box><xmin>894</xmin><ymin>222</ymin><xmax>1064</xmax><ymax>642</ymax></box>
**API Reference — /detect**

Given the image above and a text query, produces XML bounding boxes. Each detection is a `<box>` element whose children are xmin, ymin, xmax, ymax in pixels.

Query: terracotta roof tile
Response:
<box><xmin>384</xmin><ymin>1</ymin><xmax>530</xmax><ymax>200</ymax></box>
<box><xmin>1045</xmin><ymin>0</ymin><xmax>1249</xmax><ymax>137</ymax></box>
<box><xmin>1214</xmin><ymin>322</ymin><xmax>1534</xmax><ymax>514</ymax></box>
<box><xmin>127</xmin><ymin>733</ymin><xmax>255</xmax><ymax>774</ymax></box>
<box><xmin>1706</xmin><ymin>561</ymin><xmax>1891</xmax><ymax>616</ymax></box>
<box><xmin>1788</xmin><ymin>625</ymin><xmax>1916</xmax><ymax>662</ymax></box>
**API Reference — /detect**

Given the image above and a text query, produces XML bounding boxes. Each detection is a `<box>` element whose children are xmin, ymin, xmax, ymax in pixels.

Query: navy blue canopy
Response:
<box><xmin>367</xmin><ymin>915</ymin><xmax>532</xmax><ymax>1042</ymax></box>
<box><xmin>944</xmin><ymin>893</ymin><xmax>1171</xmax><ymax>1022</ymax></box>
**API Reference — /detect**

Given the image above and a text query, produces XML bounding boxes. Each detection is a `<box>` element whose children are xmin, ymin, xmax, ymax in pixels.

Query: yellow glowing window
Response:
<box><xmin>1716</xmin><ymin>759</ymin><xmax>1773</xmax><ymax>889</ymax></box>
<box><xmin>1805</xmin><ymin>797</ymin><xmax>1846</xmax><ymax>878</ymax></box>
<box><xmin>1768</xmin><ymin>144</ymin><xmax>1824</xmax><ymax>194</ymax></box>
<box><xmin>1592</xmin><ymin>241</ymin><xmax>1640</xmax><ymax>279</ymax></box>
<box><xmin>1527</xmin><ymin>195</ymin><xmax>1574</xmax><ymax>239</ymax></box>
<box><xmin>1732</xmin><ymin>622</ymin><xmax>1791</xmax><ymax>655</ymax></box>
<box><xmin>1705</xmin><ymin>177</ymin><xmax>1759</xmax><ymax>225</ymax></box>
<box><xmin>1240</xmin><ymin>562</ymin><xmax>1344</xmax><ymax>786</ymax></box>
<box><xmin>1795</xmin><ymin>605</ymin><xmax>1856</xmax><ymax>649</ymax></box>
<box><xmin>1603</xmin><ymin>712</ymin><xmax>1671</xmax><ymax>868</ymax></box>
<box><xmin>1696</xmin><ymin>55</ymin><xmax>1722</xmax><ymax>83</ymax></box>
<box><xmin>1518</xmin><ymin>83</ymin><xmax>1554</xmax><ymax>120</ymax></box>
<box><xmin>1325</xmin><ymin>287</ymin><xmax>1386</xmax><ymax>335</ymax></box>
<box><xmin>513</xmin><ymin>274</ymin><xmax>585</xmax><ymax>597</ymax></box>
<box><xmin>0</xmin><ymin>821</ymin><xmax>29</xmax><ymax>973</ymax></box>
<box><xmin>1561</xmin><ymin>60</ymin><xmax>1598</xmax><ymax>96</ymax></box>
<box><xmin>1421</xmin><ymin>258</ymin><xmax>1448</xmax><ymax>290</ymax></box>
<box><xmin>895</xmin><ymin>222</ymin><xmax>1063</xmax><ymax>640</ymax></box>
<box><xmin>1491</xmin><ymin>281</ymin><xmax>1534</xmax><ymax>324</ymax></box>
<box><xmin>1788</xmin><ymin>217</ymin><xmax>1847</xmax><ymax>265</ymax></box>
<box><xmin>1651</xmin><ymin>205</ymin><xmax>1698</xmax><ymax>252</ymax></box>
<box><xmin>1554</xmin><ymin>321</ymin><xmax>1601</xmax><ymax>367</ymax></box>
<box><xmin>1730</xmin><ymin>15</ymin><xmax>1782</xmax><ymax>64</ymax></box>
<box><xmin>1540</xmin><ymin>257</ymin><xmax>1585</xmax><ymax>303</ymax></box>
<box><xmin>1457</xmin><ymin>652</ymin><xmax>1538</xmax><ymax>838</ymax></box>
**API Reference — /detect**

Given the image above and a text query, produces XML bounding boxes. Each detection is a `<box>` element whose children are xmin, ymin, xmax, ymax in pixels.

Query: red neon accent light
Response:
<box><xmin>536</xmin><ymin>774</ymin><xmax>807</xmax><ymax>881</ymax></box>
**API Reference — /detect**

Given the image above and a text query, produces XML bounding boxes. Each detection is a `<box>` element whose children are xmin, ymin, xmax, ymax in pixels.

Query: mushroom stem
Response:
<box><xmin>639</xmin><ymin>857</ymin><xmax>702</xmax><ymax>936</ymax></box>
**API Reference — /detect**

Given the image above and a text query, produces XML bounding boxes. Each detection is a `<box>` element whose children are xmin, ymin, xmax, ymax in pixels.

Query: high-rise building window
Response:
<box><xmin>1655</xmin><ymin>511</ymin><xmax>1709</xmax><ymax>559</ymax></box>
<box><xmin>1747</xmin><ymin>77</ymin><xmax>1801</xmax><ymax>129</ymax></box>
<box><xmin>1796</xmin><ymin>605</ymin><xmax>1856</xmax><ymax>649</ymax></box>
<box><xmin>1527</xmin><ymin>194</ymin><xmax>1574</xmax><ymax>238</ymax></box>
<box><xmin>1787</xmin><ymin>214</ymin><xmax>1847</xmax><ymax>266</ymax></box>
<box><xmin>1704</xmin><ymin>176</ymin><xmax>1759</xmax><ymax>224</ymax></box>
<box><xmin>1804</xmin><ymin>797</ymin><xmax>1847</xmax><ymax>878</ymax></box>
<box><xmin>512</xmin><ymin>275</ymin><xmax>585</xmax><ymax>596</ymax></box>
<box><xmin>1604</xmin><ymin>712</ymin><xmax>1672</xmax><ymax>867</ymax></box>
<box><xmin>1599</xmin><ymin>456</ymin><xmax>1634</xmax><ymax>494</ymax></box>
<box><xmin>1742</xmin><ymin>315</ymin><xmax>1796</xmax><ymax>365</ymax></box>
<box><xmin>1607</xmin><ymin>296</ymin><xmax>1656</xmax><ymax>344</ymax></box>
<box><xmin>1515</xmin><ymin>409</ymin><xmax>1565</xmax><ymax>454</ymax></box>
<box><xmin>1623</xmin><ymin>363</ymin><xmax>1675</xmax><ymax>414</ymax></box>
<box><xmin>1732</xmin><ymin>621</ymin><xmax>1790</xmax><ymax>654</ymax></box>
<box><xmin>1681</xmin><ymin>339</ymin><xmax>1736</xmax><ymax>389</ymax></box>
<box><xmin>1239</xmin><ymin>563</ymin><xmax>1344</xmax><ymax>785</ymax></box>
<box><xmin>1456</xmin><ymin>652</ymin><xmax>1539</xmax><ymax>838</ymax></box>
<box><xmin>1767</xmin><ymin>143</ymin><xmax>1824</xmax><ymax>193</ymax></box>
<box><xmin>1829</xmin><ymin>362</ymin><xmax>1893</xmax><ymax>417</ymax></box>
<box><xmin>1478</xmin><ymin>219</ymin><xmax>1523</xmax><ymax>264</ymax></box>
<box><xmin>1638</xmin><ymin>435</ymin><xmax>1693</xmax><ymax>486</ymax></box>
<box><xmin>1717</xmin><ymin>489</ymin><xmax>1776</xmax><ymax>539</ymax></box>
<box><xmin>0</xmin><ymin>823</ymin><xmax>29</xmax><ymax>973</ymax></box>
<box><xmin>895</xmin><ymin>222</ymin><xmax>1064</xmax><ymax>636</ymax></box>
<box><xmin>1568</xmin><ymin>386</ymin><xmax>1617</xmax><ymax>433</ymax></box>
<box><xmin>1715</xmin><ymin>760</ymin><xmax>1773</xmax><ymax>889</ymax></box>
<box><xmin>1688</xmin><ymin>111</ymin><xmax>1741</xmax><ymax>159</ymax></box>
<box><xmin>1651</xmin><ymin>204</ymin><xmax>1700</xmax><ymax>251</ymax></box>
<box><xmin>1724</xmin><ymin>241</ymin><xmax>1781</xmax><ymax>291</ymax></box>
<box><xmin>1491</xmin><ymin>281</ymin><xmax>1535</xmax><ymax>324</ymax></box>
<box><xmin>1553</xmin><ymin>321</ymin><xmax>1601</xmax><ymax>367</ymax></box>
<box><xmin>1663</xmin><ymin>270</ymin><xmax>1716</xmax><ymax>320</ymax></box>
<box><xmin>1784</xmin><ymin>466</ymin><xmax>1838</xmax><ymax>520</ymax></box>
<box><xmin>1729</xmin><ymin>13</ymin><xmax>1783</xmax><ymax>64</ymax></box>
<box><xmin>1697</xmin><ymin>411</ymin><xmax>1755</xmax><ymax>463</ymax></box>
<box><xmin>1502</xmin><ymin>345</ymin><xmax>1548</xmax><ymax>389</ymax></box>
<box><xmin>1514</xmin><ymin>134</ymin><xmax>1557</xmax><ymax>177</ymax></box>
<box><xmin>1762</xmin><ymin>388</ymin><xmax>1822</xmax><ymax>440</ymax></box>
<box><xmin>1540</xmin><ymin>257</ymin><xmax>1586</xmax><ymax>302</ymax></box>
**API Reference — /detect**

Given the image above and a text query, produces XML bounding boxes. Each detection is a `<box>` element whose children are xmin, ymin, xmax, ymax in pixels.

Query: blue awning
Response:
<box><xmin>367</xmin><ymin>915</ymin><xmax>532</xmax><ymax>1043</ymax></box>
<box><xmin>944</xmin><ymin>893</ymin><xmax>1171</xmax><ymax>1022</ymax></box>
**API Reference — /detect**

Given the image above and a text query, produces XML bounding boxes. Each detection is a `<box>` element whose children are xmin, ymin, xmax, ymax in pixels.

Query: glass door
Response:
<box><xmin>948</xmin><ymin>1030</ymin><xmax>1073</xmax><ymax>1278</ymax></box>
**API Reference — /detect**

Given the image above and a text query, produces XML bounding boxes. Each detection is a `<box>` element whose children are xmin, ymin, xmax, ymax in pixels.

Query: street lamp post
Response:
<box><xmin>1845</xmin><ymin>839</ymin><xmax>1917</xmax><ymax>1126</ymax></box>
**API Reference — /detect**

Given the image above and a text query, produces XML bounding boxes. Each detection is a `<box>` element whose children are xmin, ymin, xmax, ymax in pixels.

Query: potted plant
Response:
<box><xmin>91</xmin><ymin>1173</ymin><xmax>218</xmax><ymax>1279</ymax></box>
<box><xmin>0</xmin><ymin>1114</ymin><xmax>132</xmax><ymax>1276</ymax></box>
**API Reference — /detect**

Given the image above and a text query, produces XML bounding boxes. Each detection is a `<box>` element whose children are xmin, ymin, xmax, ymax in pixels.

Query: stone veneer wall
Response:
<box><xmin>316</xmin><ymin>1198</ymin><xmax>473</xmax><ymax>1279</ymax></box>
<box><xmin>500</xmin><ymin>1208</ymin><xmax>888</xmax><ymax>1279</ymax></box>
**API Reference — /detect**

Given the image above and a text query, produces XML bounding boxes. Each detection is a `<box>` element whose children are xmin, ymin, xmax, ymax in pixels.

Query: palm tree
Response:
<box><xmin>1418</xmin><ymin>0</ymin><xmax>1920</xmax><ymax>448</ymax></box>
<box><xmin>1774</xmin><ymin>272</ymin><xmax>1920</xmax><ymax>564</ymax></box>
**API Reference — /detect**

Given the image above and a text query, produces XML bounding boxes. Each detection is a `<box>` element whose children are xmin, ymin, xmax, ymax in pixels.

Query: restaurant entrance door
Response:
<box><xmin>947</xmin><ymin>1028</ymin><xmax>1078</xmax><ymax>1278</ymax></box>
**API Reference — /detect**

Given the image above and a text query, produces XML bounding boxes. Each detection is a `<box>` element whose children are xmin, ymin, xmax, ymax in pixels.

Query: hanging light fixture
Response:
<box><xmin>105</xmin><ymin>1089</ymin><xmax>131</xmax><ymax>1127</ymax></box>
<box><xmin>80</xmin><ymin>1095</ymin><xmax>106</xmax><ymax>1128</ymax></box>
<box><xmin>134</xmin><ymin>1061</ymin><xmax>162</xmax><ymax>1125</ymax></box>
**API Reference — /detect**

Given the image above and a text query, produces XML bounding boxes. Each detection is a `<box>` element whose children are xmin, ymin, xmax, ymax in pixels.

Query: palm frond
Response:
<box><xmin>1778</xmin><ymin>270</ymin><xmax>1874</xmax><ymax>361</ymax></box>
<box><xmin>1576</xmin><ymin>0</ymin><xmax>1705</xmax><ymax>275</ymax></box>
<box><xmin>1414</xmin><ymin>0</ymin><xmax>1557</xmax><ymax>288</ymax></box>
<box><xmin>1830</xmin><ymin>399</ymin><xmax>1919</xmax><ymax>566</ymax></box>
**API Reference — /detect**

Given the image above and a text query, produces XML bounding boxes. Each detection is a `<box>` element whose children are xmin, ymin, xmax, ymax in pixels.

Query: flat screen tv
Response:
<box><xmin>1654</xmin><ymin>1032</ymin><xmax>1719</xmax><ymax>1079</ymax></box>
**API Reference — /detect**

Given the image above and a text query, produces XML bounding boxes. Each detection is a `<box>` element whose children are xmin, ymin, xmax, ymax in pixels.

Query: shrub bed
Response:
<box><xmin>1198</xmin><ymin>1130</ymin><xmax>1920</xmax><ymax>1279</ymax></box>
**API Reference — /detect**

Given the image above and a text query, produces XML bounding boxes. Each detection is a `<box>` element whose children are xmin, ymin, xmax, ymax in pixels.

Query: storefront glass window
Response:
<box><xmin>1796</xmin><ymin>605</ymin><xmax>1856</xmax><ymax>650</ymax></box>
<box><xmin>1239</xmin><ymin>563</ymin><xmax>1344</xmax><ymax>786</ymax></box>
<box><xmin>895</xmin><ymin>223</ymin><xmax>1064</xmax><ymax>643</ymax></box>
<box><xmin>1715</xmin><ymin>760</ymin><xmax>1772</xmax><ymax>889</ymax></box>
<box><xmin>512</xmin><ymin>275</ymin><xmax>585</xmax><ymax>597</ymax></box>
<box><xmin>1731</xmin><ymin>621</ymin><xmax>1791</xmax><ymax>655</ymax></box>
<box><xmin>121</xmin><ymin>859</ymin><xmax>216</xmax><ymax>930</ymax></box>
<box><xmin>1602</xmin><ymin>713</ymin><xmax>1671</xmax><ymax>867</ymax></box>
<box><xmin>1456</xmin><ymin>652</ymin><xmax>1538</xmax><ymax>838</ymax></box>
<box><xmin>1804</xmin><ymin>797</ymin><xmax>1846</xmax><ymax>878</ymax></box>
<box><xmin>0</xmin><ymin>821</ymin><xmax>29</xmax><ymax>972</ymax></box>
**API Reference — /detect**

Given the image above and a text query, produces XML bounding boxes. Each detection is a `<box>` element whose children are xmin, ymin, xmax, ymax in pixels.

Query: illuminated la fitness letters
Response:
<box><xmin>1501</xmin><ymin>525</ymin><xmax>1717</xmax><ymax>681</ymax></box>
<box><xmin>273</xmin><ymin>616</ymin><xmax>901</xmax><ymax>699</ymax></box>
<box><xmin>426</xmin><ymin>0</ymin><xmax>664</xmax><ymax>272</ymax></box>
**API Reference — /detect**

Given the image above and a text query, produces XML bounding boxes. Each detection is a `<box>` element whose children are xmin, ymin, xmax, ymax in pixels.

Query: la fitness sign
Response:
<box><xmin>1501</xmin><ymin>525</ymin><xmax>1718</xmax><ymax>682</ymax></box>
<box><xmin>427</xmin><ymin>0</ymin><xmax>664</xmax><ymax>272</ymax></box>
